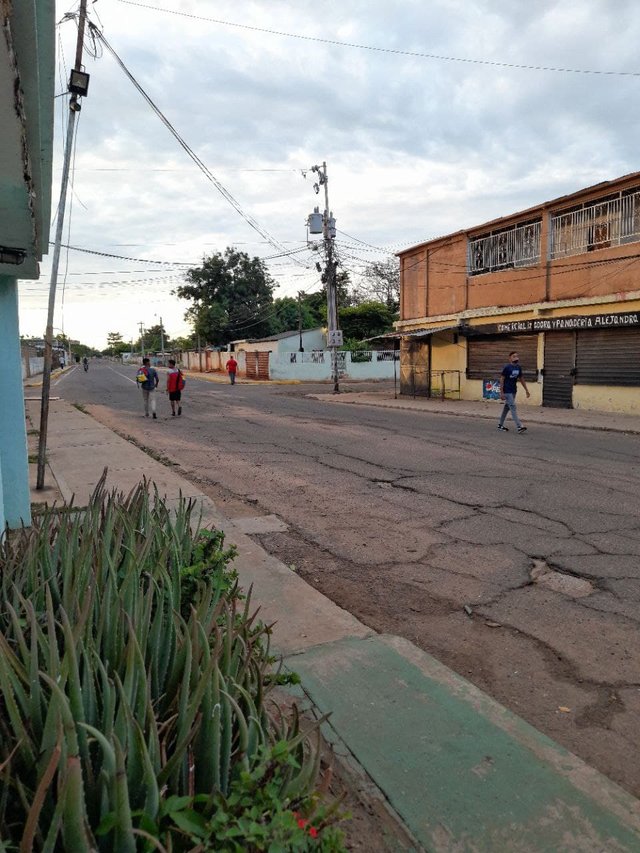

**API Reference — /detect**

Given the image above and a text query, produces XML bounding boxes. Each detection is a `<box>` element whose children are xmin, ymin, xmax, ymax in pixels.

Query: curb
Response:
<box><xmin>310</xmin><ymin>393</ymin><xmax>640</xmax><ymax>436</ymax></box>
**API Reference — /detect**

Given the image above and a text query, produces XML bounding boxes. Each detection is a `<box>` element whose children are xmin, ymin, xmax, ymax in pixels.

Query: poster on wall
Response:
<box><xmin>483</xmin><ymin>380</ymin><xmax>501</xmax><ymax>400</ymax></box>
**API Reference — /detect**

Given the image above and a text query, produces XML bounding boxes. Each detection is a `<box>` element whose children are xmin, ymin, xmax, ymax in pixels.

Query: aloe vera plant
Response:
<box><xmin>0</xmin><ymin>477</ymin><xmax>340</xmax><ymax>851</ymax></box>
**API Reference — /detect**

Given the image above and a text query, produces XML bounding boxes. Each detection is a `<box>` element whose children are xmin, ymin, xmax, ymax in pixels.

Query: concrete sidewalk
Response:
<box><xmin>310</xmin><ymin>389</ymin><xmax>640</xmax><ymax>435</ymax></box>
<box><xmin>26</xmin><ymin>397</ymin><xmax>640</xmax><ymax>851</ymax></box>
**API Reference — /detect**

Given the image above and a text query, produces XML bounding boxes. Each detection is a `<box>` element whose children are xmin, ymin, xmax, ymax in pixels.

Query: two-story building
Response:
<box><xmin>397</xmin><ymin>173</ymin><xmax>640</xmax><ymax>413</ymax></box>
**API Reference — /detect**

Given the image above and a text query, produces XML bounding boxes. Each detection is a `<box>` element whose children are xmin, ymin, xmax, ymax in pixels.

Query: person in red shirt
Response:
<box><xmin>166</xmin><ymin>359</ymin><xmax>184</xmax><ymax>416</ymax></box>
<box><xmin>226</xmin><ymin>355</ymin><xmax>238</xmax><ymax>385</ymax></box>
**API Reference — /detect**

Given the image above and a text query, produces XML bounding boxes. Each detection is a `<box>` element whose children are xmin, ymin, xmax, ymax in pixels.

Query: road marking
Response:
<box><xmin>53</xmin><ymin>367</ymin><xmax>76</xmax><ymax>385</ymax></box>
<box><xmin>108</xmin><ymin>365</ymin><xmax>137</xmax><ymax>384</ymax></box>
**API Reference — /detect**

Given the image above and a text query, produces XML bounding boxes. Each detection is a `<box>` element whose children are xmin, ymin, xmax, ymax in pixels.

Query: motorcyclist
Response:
<box><xmin>82</xmin><ymin>356</ymin><xmax>89</xmax><ymax>372</ymax></box>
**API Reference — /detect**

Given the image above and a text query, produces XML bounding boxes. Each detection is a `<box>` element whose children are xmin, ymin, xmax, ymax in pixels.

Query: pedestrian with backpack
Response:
<box><xmin>136</xmin><ymin>357</ymin><xmax>159</xmax><ymax>419</ymax></box>
<box><xmin>166</xmin><ymin>359</ymin><xmax>185</xmax><ymax>416</ymax></box>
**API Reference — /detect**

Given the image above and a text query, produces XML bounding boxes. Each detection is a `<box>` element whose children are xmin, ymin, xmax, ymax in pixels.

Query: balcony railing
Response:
<box><xmin>551</xmin><ymin>191</ymin><xmax>640</xmax><ymax>259</ymax></box>
<box><xmin>468</xmin><ymin>221</ymin><xmax>541</xmax><ymax>275</ymax></box>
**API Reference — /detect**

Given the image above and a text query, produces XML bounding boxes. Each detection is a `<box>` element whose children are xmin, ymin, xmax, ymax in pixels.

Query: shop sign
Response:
<box><xmin>466</xmin><ymin>311</ymin><xmax>640</xmax><ymax>336</ymax></box>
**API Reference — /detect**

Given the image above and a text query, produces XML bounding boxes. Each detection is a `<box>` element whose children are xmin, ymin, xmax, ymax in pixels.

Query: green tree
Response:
<box><xmin>171</xmin><ymin>334</ymin><xmax>196</xmax><ymax>351</ymax></box>
<box><xmin>137</xmin><ymin>323</ymin><xmax>171</xmax><ymax>354</ymax></box>
<box><xmin>338</xmin><ymin>301</ymin><xmax>395</xmax><ymax>342</ymax></box>
<box><xmin>176</xmin><ymin>248</ymin><xmax>276</xmax><ymax>346</ymax></box>
<box><xmin>270</xmin><ymin>295</ymin><xmax>318</xmax><ymax>335</ymax></box>
<box><xmin>105</xmin><ymin>331</ymin><xmax>130</xmax><ymax>356</ymax></box>
<box><xmin>354</xmin><ymin>258</ymin><xmax>400</xmax><ymax>311</ymax></box>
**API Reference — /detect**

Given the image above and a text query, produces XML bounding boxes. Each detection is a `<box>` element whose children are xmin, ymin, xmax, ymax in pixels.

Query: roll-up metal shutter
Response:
<box><xmin>543</xmin><ymin>332</ymin><xmax>575</xmax><ymax>408</ymax></box>
<box><xmin>467</xmin><ymin>335</ymin><xmax>538</xmax><ymax>380</ymax></box>
<box><xmin>576</xmin><ymin>328</ymin><xmax>640</xmax><ymax>386</ymax></box>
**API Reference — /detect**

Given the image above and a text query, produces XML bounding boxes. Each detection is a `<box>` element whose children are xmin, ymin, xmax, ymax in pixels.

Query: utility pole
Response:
<box><xmin>308</xmin><ymin>162</ymin><xmax>341</xmax><ymax>392</ymax></box>
<box><xmin>297</xmin><ymin>292</ymin><xmax>304</xmax><ymax>352</ymax></box>
<box><xmin>159</xmin><ymin>316</ymin><xmax>165</xmax><ymax>358</ymax></box>
<box><xmin>138</xmin><ymin>322</ymin><xmax>145</xmax><ymax>357</ymax></box>
<box><xmin>37</xmin><ymin>0</ymin><xmax>90</xmax><ymax>489</ymax></box>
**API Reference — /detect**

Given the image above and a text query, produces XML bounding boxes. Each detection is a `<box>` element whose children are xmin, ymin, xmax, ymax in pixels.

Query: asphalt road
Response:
<box><xmin>57</xmin><ymin>362</ymin><xmax>640</xmax><ymax>796</ymax></box>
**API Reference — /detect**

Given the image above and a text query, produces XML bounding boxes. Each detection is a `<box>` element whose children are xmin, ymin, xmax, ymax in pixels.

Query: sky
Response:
<box><xmin>18</xmin><ymin>0</ymin><xmax>640</xmax><ymax>349</ymax></box>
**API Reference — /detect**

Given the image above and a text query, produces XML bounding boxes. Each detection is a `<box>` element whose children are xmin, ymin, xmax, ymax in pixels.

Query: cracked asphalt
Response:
<box><xmin>59</xmin><ymin>363</ymin><xmax>640</xmax><ymax>797</ymax></box>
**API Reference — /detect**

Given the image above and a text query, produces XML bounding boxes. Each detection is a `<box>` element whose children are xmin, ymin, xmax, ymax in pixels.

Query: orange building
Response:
<box><xmin>397</xmin><ymin>172</ymin><xmax>640</xmax><ymax>412</ymax></box>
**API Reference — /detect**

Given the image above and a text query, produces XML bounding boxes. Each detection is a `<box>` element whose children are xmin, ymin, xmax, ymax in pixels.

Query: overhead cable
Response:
<box><xmin>118</xmin><ymin>0</ymin><xmax>640</xmax><ymax>78</ymax></box>
<box><xmin>87</xmin><ymin>22</ymin><xmax>309</xmax><ymax>267</ymax></box>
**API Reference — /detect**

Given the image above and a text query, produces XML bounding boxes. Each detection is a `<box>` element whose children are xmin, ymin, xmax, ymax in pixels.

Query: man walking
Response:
<box><xmin>497</xmin><ymin>350</ymin><xmax>530</xmax><ymax>433</ymax></box>
<box><xmin>227</xmin><ymin>355</ymin><xmax>238</xmax><ymax>385</ymax></box>
<box><xmin>166</xmin><ymin>359</ymin><xmax>184</xmax><ymax>416</ymax></box>
<box><xmin>137</xmin><ymin>357</ymin><xmax>159</xmax><ymax>419</ymax></box>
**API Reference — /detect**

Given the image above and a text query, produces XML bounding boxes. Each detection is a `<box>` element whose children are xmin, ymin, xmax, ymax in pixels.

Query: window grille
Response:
<box><xmin>468</xmin><ymin>220</ymin><xmax>541</xmax><ymax>275</ymax></box>
<box><xmin>551</xmin><ymin>189</ymin><xmax>640</xmax><ymax>259</ymax></box>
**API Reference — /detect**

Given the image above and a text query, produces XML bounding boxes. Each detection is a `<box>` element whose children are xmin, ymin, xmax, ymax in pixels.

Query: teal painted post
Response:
<box><xmin>0</xmin><ymin>276</ymin><xmax>31</xmax><ymax>528</ymax></box>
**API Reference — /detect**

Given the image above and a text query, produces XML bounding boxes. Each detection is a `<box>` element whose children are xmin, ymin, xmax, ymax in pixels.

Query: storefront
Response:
<box><xmin>463</xmin><ymin>309</ymin><xmax>640</xmax><ymax>409</ymax></box>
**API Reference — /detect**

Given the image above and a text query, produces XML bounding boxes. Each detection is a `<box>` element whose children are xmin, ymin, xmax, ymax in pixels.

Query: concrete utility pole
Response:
<box><xmin>309</xmin><ymin>162</ymin><xmax>341</xmax><ymax>392</ymax></box>
<box><xmin>297</xmin><ymin>291</ymin><xmax>304</xmax><ymax>352</ymax></box>
<box><xmin>138</xmin><ymin>322</ymin><xmax>145</xmax><ymax>357</ymax></box>
<box><xmin>159</xmin><ymin>316</ymin><xmax>165</xmax><ymax>357</ymax></box>
<box><xmin>37</xmin><ymin>0</ymin><xmax>89</xmax><ymax>489</ymax></box>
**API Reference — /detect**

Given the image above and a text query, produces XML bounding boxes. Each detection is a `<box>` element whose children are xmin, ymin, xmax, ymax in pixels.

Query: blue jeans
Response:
<box><xmin>499</xmin><ymin>393</ymin><xmax>522</xmax><ymax>429</ymax></box>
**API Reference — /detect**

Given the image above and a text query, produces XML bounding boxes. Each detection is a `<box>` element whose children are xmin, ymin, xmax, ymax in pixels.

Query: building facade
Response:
<box><xmin>397</xmin><ymin>173</ymin><xmax>640</xmax><ymax>413</ymax></box>
<box><xmin>0</xmin><ymin>2</ymin><xmax>55</xmax><ymax>529</ymax></box>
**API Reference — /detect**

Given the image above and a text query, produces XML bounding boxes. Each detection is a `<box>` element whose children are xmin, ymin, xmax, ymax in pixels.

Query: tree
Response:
<box><xmin>176</xmin><ymin>248</ymin><xmax>276</xmax><ymax>346</ymax></box>
<box><xmin>338</xmin><ymin>301</ymin><xmax>395</xmax><ymax>342</ymax></box>
<box><xmin>137</xmin><ymin>324</ymin><xmax>171</xmax><ymax>354</ymax></box>
<box><xmin>270</xmin><ymin>295</ymin><xmax>317</xmax><ymax>335</ymax></box>
<box><xmin>105</xmin><ymin>331</ymin><xmax>129</xmax><ymax>356</ymax></box>
<box><xmin>171</xmin><ymin>334</ymin><xmax>196</xmax><ymax>352</ymax></box>
<box><xmin>355</xmin><ymin>258</ymin><xmax>400</xmax><ymax>311</ymax></box>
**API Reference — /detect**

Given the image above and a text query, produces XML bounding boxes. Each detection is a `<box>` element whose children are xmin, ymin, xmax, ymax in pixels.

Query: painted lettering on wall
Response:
<box><xmin>487</xmin><ymin>312</ymin><xmax>640</xmax><ymax>335</ymax></box>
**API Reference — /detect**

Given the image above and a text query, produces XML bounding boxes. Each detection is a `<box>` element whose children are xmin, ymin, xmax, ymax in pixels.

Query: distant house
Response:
<box><xmin>231</xmin><ymin>327</ymin><xmax>326</xmax><ymax>354</ymax></box>
<box><xmin>0</xmin><ymin>3</ymin><xmax>55</xmax><ymax>529</ymax></box>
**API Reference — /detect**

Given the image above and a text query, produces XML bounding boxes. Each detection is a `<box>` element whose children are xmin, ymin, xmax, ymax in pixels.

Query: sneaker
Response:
<box><xmin>517</xmin><ymin>426</ymin><xmax>527</xmax><ymax>434</ymax></box>
<box><xmin>497</xmin><ymin>425</ymin><xmax>508</xmax><ymax>432</ymax></box>
<box><xmin>152</xmin><ymin>413</ymin><xmax>157</xmax><ymax>419</ymax></box>
<box><xmin>178</xmin><ymin>406</ymin><xmax>182</xmax><ymax>416</ymax></box>
<box><xmin>172</xmin><ymin>411</ymin><xmax>175</xmax><ymax>416</ymax></box>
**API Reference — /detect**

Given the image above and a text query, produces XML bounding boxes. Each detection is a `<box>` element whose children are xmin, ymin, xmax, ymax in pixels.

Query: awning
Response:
<box><xmin>403</xmin><ymin>324</ymin><xmax>461</xmax><ymax>339</ymax></box>
<box><xmin>366</xmin><ymin>324</ymin><xmax>460</xmax><ymax>342</ymax></box>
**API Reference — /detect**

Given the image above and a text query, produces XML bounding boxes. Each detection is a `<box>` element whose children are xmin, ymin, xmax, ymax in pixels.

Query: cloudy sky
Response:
<box><xmin>19</xmin><ymin>0</ymin><xmax>640</xmax><ymax>348</ymax></box>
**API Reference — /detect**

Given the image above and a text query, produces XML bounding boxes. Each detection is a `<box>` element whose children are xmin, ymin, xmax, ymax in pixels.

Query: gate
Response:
<box><xmin>543</xmin><ymin>332</ymin><xmax>575</xmax><ymax>408</ymax></box>
<box><xmin>400</xmin><ymin>340</ymin><xmax>430</xmax><ymax>396</ymax></box>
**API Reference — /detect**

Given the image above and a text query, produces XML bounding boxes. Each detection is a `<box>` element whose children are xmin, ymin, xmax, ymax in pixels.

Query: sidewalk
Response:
<box><xmin>25</xmin><ymin>397</ymin><xmax>640</xmax><ymax>851</ymax></box>
<box><xmin>310</xmin><ymin>389</ymin><xmax>640</xmax><ymax>435</ymax></box>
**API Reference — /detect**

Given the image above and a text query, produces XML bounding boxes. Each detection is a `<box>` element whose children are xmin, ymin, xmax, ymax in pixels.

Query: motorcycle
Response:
<box><xmin>83</xmin><ymin>361</ymin><xmax>89</xmax><ymax>372</ymax></box>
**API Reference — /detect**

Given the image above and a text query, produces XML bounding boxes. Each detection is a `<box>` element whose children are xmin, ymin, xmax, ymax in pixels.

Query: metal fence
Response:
<box><xmin>551</xmin><ymin>190</ymin><xmax>640</xmax><ymax>259</ymax></box>
<box><xmin>468</xmin><ymin>221</ymin><xmax>541</xmax><ymax>275</ymax></box>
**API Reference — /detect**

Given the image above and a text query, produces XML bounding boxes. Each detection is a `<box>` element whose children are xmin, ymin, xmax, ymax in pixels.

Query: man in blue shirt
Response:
<box><xmin>497</xmin><ymin>350</ymin><xmax>530</xmax><ymax>433</ymax></box>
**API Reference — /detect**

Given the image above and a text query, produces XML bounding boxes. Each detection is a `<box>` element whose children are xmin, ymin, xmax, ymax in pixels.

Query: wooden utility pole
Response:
<box><xmin>37</xmin><ymin>0</ymin><xmax>89</xmax><ymax>489</ymax></box>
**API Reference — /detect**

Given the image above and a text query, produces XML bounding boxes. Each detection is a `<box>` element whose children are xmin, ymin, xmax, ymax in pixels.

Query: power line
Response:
<box><xmin>87</xmin><ymin>21</ymin><xmax>309</xmax><ymax>267</ymax></box>
<box><xmin>118</xmin><ymin>0</ymin><xmax>640</xmax><ymax>78</ymax></box>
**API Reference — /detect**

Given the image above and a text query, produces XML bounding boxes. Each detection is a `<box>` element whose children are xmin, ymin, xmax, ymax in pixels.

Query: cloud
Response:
<box><xmin>21</xmin><ymin>0</ymin><xmax>640</xmax><ymax>347</ymax></box>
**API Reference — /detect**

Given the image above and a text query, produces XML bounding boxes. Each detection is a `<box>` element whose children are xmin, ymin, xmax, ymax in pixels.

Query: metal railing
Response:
<box><xmin>468</xmin><ymin>221</ymin><xmax>541</xmax><ymax>275</ymax></box>
<box><xmin>551</xmin><ymin>190</ymin><xmax>640</xmax><ymax>259</ymax></box>
<box><xmin>288</xmin><ymin>349</ymin><xmax>398</xmax><ymax>364</ymax></box>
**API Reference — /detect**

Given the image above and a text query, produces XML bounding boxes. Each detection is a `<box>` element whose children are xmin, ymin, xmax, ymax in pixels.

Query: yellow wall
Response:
<box><xmin>574</xmin><ymin>385</ymin><xmax>640</xmax><ymax>414</ymax></box>
<box><xmin>430</xmin><ymin>333</ymin><xmax>542</xmax><ymax>404</ymax></box>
